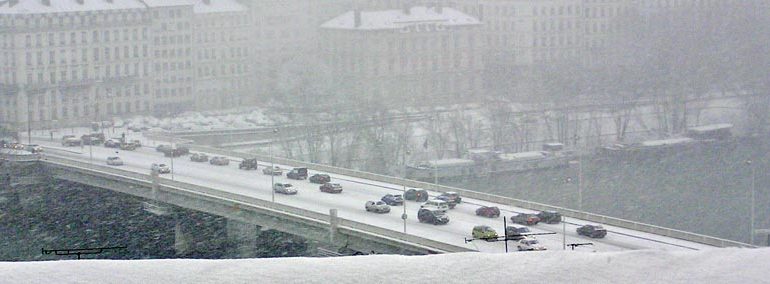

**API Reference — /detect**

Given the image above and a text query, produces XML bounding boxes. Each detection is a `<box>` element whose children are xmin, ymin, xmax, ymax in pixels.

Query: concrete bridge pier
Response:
<box><xmin>174</xmin><ymin>218</ymin><xmax>193</xmax><ymax>256</ymax></box>
<box><xmin>226</xmin><ymin>218</ymin><xmax>258</xmax><ymax>258</ymax></box>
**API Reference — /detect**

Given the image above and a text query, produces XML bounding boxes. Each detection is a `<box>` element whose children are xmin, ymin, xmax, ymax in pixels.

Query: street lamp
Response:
<box><xmin>271</xmin><ymin>128</ymin><xmax>278</xmax><ymax>203</ymax></box>
<box><xmin>402</xmin><ymin>148</ymin><xmax>411</xmax><ymax>233</ymax></box>
<box><xmin>747</xmin><ymin>159</ymin><xmax>756</xmax><ymax>245</ymax></box>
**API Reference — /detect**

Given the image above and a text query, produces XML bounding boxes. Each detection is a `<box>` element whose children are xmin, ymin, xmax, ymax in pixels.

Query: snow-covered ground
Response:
<box><xmin>0</xmin><ymin>248</ymin><xmax>767</xmax><ymax>283</ymax></box>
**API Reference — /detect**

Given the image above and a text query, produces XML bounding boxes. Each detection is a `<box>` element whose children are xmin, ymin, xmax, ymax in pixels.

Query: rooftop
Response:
<box><xmin>193</xmin><ymin>0</ymin><xmax>245</xmax><ymax>14</ymax></box>
<box><xmin>0</xmin><ymin>0</ymin><xmax>146</xmax><ymax>14</ymax></box>
<box><xmin>320</xmin><ymin>6</ymin><xmax>481</xmax><ymax>31</ymax></box>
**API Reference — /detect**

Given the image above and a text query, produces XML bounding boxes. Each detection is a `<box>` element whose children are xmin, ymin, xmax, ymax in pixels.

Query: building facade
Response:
<box><xmin>0</xmin><ymin>0</ymin><xmax>153</xmax><ymax>130</ymax></box>
<box><xmin>319</xmin><ymin>6</ymin><xmax>484</xmax><ymax>107</ymax></box>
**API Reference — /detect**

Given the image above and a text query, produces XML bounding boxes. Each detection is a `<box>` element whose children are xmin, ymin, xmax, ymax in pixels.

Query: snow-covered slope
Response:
<box><xmin>1</xmin><ymin>248</ymin><xmax>767</xmax><ymax>283</ymax></box>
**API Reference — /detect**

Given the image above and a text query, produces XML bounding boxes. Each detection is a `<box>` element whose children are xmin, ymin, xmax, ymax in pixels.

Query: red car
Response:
<box><xmin>320</xmin><ymin>183</ymin><xmax>343</xmax><ymax>194</ymax></box>
<box><xmin>511</xmin><ymin>213</ymin><xmax>541</xmax><ymax>225</ymax></box>
<box><xmin>475</xmin><ymin>206</ymin><xmax>501</xmax><ymax>218</ymax></box>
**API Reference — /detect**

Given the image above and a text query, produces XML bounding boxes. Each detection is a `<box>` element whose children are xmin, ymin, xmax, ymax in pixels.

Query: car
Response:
<box><xmin>420</xmin><ymin>199</ymin><xmax>449</xmax><ymax>213</ymax></box>
<box><xmin>537</xmin><ymin>210</ymin><xmax>562</xmax><ymax>224</ymax></box>
<box><xmin>365</xmin><ymin>201</ymin><xmax>391</xmax><ymax>213</ymax></box>
<box><xmin>517</xmin><ymin>238</ymin><xmax>547</xmax><ymax>251</ymax></box>
<box><xmin>24</xmin><ymin>144</ymin><xmax>43</xmax><ymax>153</ymax></box>
<box><xmin>511</xmin><ymin>213</ymin><xmax>541</xmax><ymax>225</ymax></box>
<box><xmin>61</xmin><ymin>135</ymin><xmax>82</xmax><ymax>146</ymax></box>
<box><xmin>320</xmin><ymin>182</ymin><xmax>343</xmax><ymax>193</ymax></box>
<box><xmin>405</xmin><ymin>188</ymin><xmax>429</xmax><ymax>202</ymax></box>
<box><xmin>106</xmin><ymin>156</ymin><xmax>123</xmax><ymax>166</ymax></box>
<box><xmin>438</xmin><ymin>192</ymin><xmax>462</xmax><ymax>204</ymax></box>
<box><xmin>472</xmin><ymin>225</ymin><xmax>498</xmax><ymax>240</ymax></box>
<box><xmin>273</xmin><ymin>183</ymin><xmax>297</xmax><ymax>195</ymax></box>
<box><xmin>130</xmin><ymin>140</ymin><xmax>142</xmax><ymax>147</ymax></box>
<box><xmin>151</xmin><ymin>163</ymin><xmax>170</xmax><ymax>174</ymax></box>
<box><xmin>104</xmin><ymin>139</ymin><xmax>121</xmax><ymax>148</ymax></box>
<box><xmin>577</xmin><ymin>224</ymin><xmax>608</xmax><ymax>238</ymax></box>
<box><xmin>163</xmin><ymin>148</ymin><xmax>186</xmax><ymax>157</ymax></box>
<box><xmin>435</xmin><ymin>195</ymin><xmax>458</xmax><ymax>209</ymax></box>
<box><xmin>119</xmin><ymin>142</ymin><xmax>138</xmax><ymax>151</ymax></box>
<box><xmin>239</xmin><ymin>158</ymin><xmax>259</xmax><ymax>170</ymax></box>
<box><xmin>210</xmin><ymin>156</ymin><xmax>230</xmax><ymax>166</ymax></box>
<box><xmin>81</xmin><ymin>134</ymin><xmax>104</xmax><ymax>145</ymax></box>
<box><xmin>190</xmin><ymin>153</ymin><xmax>209</xmax><ymax>162</ymax></box>
<box><xmin>262</xmin><ymin>166</ymin><xmax>282</xmax><ymax>175</ymax></box>
<box><xmin>156</xmin><ymin>144</ymin><xmax>171</xmax><ymax>152</ymax></box>
<box><xmin>475</xmin><ymin>206</ymin><xmax>501</xmax><ymax>218</ymax></box>
<box><xmin>176</xmin><ymin>146</ymin><xmax>190</xmax><ymax>155</ymax></box>
<box><xmin>309</xmin><ymin>173</ymin><xmax>331</xmax><ymax>184</ymax></box>
<box><xmin>417</xmin><ymin>208</ymin><xmax>449</xmax><ymax>225</ymax></box>
<box><xmin>505</xmin><ymin>226</ymin><xmax>531</xmax><ymax>240</ymax></box>
<box><xmin>381</xmin><ymin>194</ymin><xmax>404</xmax><ymax>206</ymax></box>
<box><xmin>287</xmin><ymin>167</ymin><xmax>308</xmax><ymax>180</ymax></box>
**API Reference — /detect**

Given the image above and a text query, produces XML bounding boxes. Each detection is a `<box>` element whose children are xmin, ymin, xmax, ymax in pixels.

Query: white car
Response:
<box><xmin>420</xmin><ymin>199</ymin><xmax>449</xmax><ymax>213</ymax></box>
<box><xmin>106</xmin><ymin>156</ymin><xmax>123</xmax><ymax>166</ymax></box>
<box><xmin>517</xmin><ymin>238</ymin><xmax>547</xmax><ymax>251</ymax></box>
<box><xmin>151</xmin><ymin>163</ymin><xmax>171</xmax><ymax>174</ymax></box>
<box><xmin>273</xmin><ymin>183</ymin><xmax>297</xmax><ymax>195</ymax></box>
<box><xmin>365</xmin><ymin>201</ymin><xmax>391</xmax><ymax>213</ymax></box>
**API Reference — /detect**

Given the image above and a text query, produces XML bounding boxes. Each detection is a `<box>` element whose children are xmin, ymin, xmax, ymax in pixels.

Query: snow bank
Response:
<box><xmin>1</xmin><ymin>248</ymin><xmax>767</xmax><ymax>283</ymax></box>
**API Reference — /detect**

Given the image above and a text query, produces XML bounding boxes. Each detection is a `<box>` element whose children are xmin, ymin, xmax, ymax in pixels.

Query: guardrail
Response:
<box><xmin>181</xmin><ymin>144</ymin><xmax>754</xmax><ymax>248</ymax></box>
<box><xmin>40</xmin><ymin>155</ymin><xmax>472</xmax><ymax>253</ymax></box>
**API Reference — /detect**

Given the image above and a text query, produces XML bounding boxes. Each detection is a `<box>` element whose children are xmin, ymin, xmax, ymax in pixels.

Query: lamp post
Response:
<box><xmin>170</xmin><ymin>125</ymin><xmax>175</xmax><ymax>181</ymax></box>
<box><xmin>747</xmin><ymin>159</ymin><xmax>756</xmax><ymax>245</ymax></box>
<box><xmin>429</xmin><ymin>115</ymin><xmax>439</xmax><ymax>187</ymax></box>
<box><xmin>402</xmin><ymin>148</ymin><xmax>411</xmax><ymax>233</ymax></box>
<box><xmin>271</xmin><ymin>128</ymin><xmax>278</xmax><ymax>203</ymax></box>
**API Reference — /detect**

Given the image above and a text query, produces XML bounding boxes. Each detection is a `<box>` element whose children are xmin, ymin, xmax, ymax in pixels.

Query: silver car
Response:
<box><xmin>273</xmin><ymin>183</ymin><xmax>297</xmax><ymax>195</ymax></box>
<box><xmin>106</xmin><ymin>156</ymin><xmax>123</xmax><ymax>166</ymax></box>
<box><xmin>365</xmin><ymin>201</ymin><xmax>391</xmax><ymax>213</ymax></box>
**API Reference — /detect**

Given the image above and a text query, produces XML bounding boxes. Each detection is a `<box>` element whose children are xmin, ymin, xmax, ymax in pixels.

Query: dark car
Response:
<box><xmin>417</xmin><ymin>209</ymin><xmax>449</xmax><ymax>225</ymax></box>
<box><xmin>210</xmin><ymin>156</ymin><xmax>230</xmax><ymax>166</ymax></box>
<box><xmin>475</xmin><ymin>206</ymin><xmax>500</xmax><ymax>218</ymax></box>
<box><xmin>381</xmin><ymin>194</ymin><xmax>404</xmax><ymax>206</ymax></box>
<box><xmin>435</xmin><ymin>195</ymin><xmax>458</xmax><ymax>209</ymax></box>
<box><xmin>405</xmin><ymin>188</ymin><xmax>429</xmax><ymax>202</ymax></box>
<box><xmin>438</xmin><ymin>192</ymin><xmax>462</xmax><ymax>204</ymax></box>
<box><xmin>505</xmin><ymin>226</ymin><xmax>531</xmax><ymax>240</ymax></box>
<box><xmin>287</xmin><ymin>167</ymin><xmax>308</xmax><ymax>180</ymax></box>
<box><xmin>190</xmin><ymin>153</ymin><xmax>209</xmax><ymax>162</ymax></box>
<box><xmin>320</xmin><ymin>183</ymin><xmax>343</xmax><ymax>193</ymax></box>
<box><xmin>309</xmin><ymin>173</ymin><xmax>331</xmax><ymax>184</ymax></box>
<box><xmin>537</xmin><ymin>210</ymin><xmax>562</xmax><ymax>224</ymax></box>
<box><xmin>577</xmin><ymin>224</ymin><xmax>607</xmax><ymax>238</ymax></box>
<box><xmin>239</xmin><ymin>158</ymin><xmax>259</xmax><ymax>170</ymax></box>
<box><xmin>104</xmin><ymin>139</ymin><xmax>121</xmax><ymax>148</ymax></box>
<box><xmin>511</xmin><ymin>213</ymin><xmax>541</xmax><ymax>225</ymax></box>
<box><xmin>156</xmin><ymin>144</ymin><xmax>171</xmax><ymax>152</ymax></box>
<box><xmin>176</xmin><ymin>146</ymin><xmax>190</xmax><ymax>155</ymax></box>
<box><xmin>163</xmin><ymin>148</ymin><xmax>186</xmax><ymax>157</ymax></box>
<box><xmin>119</xmin><ymin>142</ymin><xmax>138</xmax><ymax>151</ymax></box>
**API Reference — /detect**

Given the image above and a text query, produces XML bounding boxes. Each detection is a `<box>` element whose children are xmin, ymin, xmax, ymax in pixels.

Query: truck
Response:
<box><xmin>287</xmin><ymin>167</ymin><xmax>308</xmax><ymax>180</ymax></box>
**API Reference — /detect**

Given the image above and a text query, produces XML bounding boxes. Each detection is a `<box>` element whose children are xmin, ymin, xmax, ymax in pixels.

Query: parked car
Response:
<box><xmin>472</xmin><ymin>225</ymin><xmax>498</xmax><ymax>240</ymax></box>
<box><xmin>61</xmin><ymin>135</ymin><xmax>82</xmax><ymax>146</ymax></box>
<box><xmin>106</xmin><ymin>156</ymin><xmax>123</xmax><ymax>166</ymax></box>
<box><xmin>475</xmin><ymin>206</ymin><xmax>501</xmax><ymax>218</ymax></box>
<box><xmin>262</xmin><ymin>166</ymin><xmax>282</xmax><ymax>175</ymax></box>
<box><xmin>537</xmin><ymin>211</ymin><xmax>562</xmax><ymax>224</ymax></box>
<box><xmin>577</xmin><ymin>224</ymin><xmax>607</xmax><ymax>238</ymax></box>
<box><xmin>365</xmin><ymin>201</ymin><xmax>391</xmax><ymax>213</ymax></box>
<box><xmin>381</xmin><ymin>194</ymin><xmax>404</xmax><ymax>206</ymax></box>
<box><xmin>210</xmin><ymin>156</ymin><xmax>230</xmax><ymax>166</ymax></box>
<box><xmin>420</xmin><ymin>199</ymin><xmax>449</xmax><ymax>213</ymax></box>
<box><xmin>287</xmin><ymin>167</ymin><xmax>308</xmax><ymax>180</ymax></box>
<box><xmin>517</xmin><ymin>238</ymin><xmax>547</xmax><ymax>251</ymax></box>
<box><xmin>119</xmin><ymin>142</ymin><xmax>138</xmax><ymax>151</ymax></box>
<box><xmin>104</xmin><ymin>139</ymin><xmax>121</xmax><ymax>148</ymax></box>
<box><xmin>273</xmin><ymin>183</ymin><xmax>297</xmax><ymax>195</ymax></box>
<box><xmin>417</xmin><ymin>208</ymin><xmax>449</xmax><ymax>225</ymax></box>
<box><xmin>405</xmin><ymin>188</ymin><xmax>429</xmax><ymax>202</ymax></box>
<box><xmin>151</xmin><ymin>163</ymin><xmax>170</xmax><ymax>174</ymax></box>
<box><xmin>239</xmin><ymin>158</ymin><xmax>259</xmax><ymax>170</ymax></box>
<box><xmin>438</xmin><ymin>192</ymin><xmax>462</xmax><ymax>204</ymax></box>
<box><xmin>320</xmin><ymin>183</ymin><xmax>343</xmax><ymax>193</ymax></box>
<box><xmin>511</xmin><ymin>213</ymin><xmax>541</xmax><ymax>225</ymax></box>
<box><xmin>505</xmin><ymin>226</ymin><xmax>531</xmax><ymax>240</ymax></box>
<box><xmin>190</xmin><ymin>153</ymin><xmax>209</xmax><ymax>162</ymax></box>
<box><xmin>309</xmin><ymin>173</ymin><xmax>331</xmax><ymax>184</ymax></box>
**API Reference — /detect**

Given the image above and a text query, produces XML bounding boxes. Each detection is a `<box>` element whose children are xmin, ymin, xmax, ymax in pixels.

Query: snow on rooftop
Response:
<box><xmin>141</xmin><ymin>0</ymin><xmax>192</xmax><ymax>8</ymax></box>
<box><xmin>640</xmin><ymin>137</ymin><xmax>694</xmax><ymax>147</ymax></box>
<box><xmin>1</xmin><ymin>249</ymin><xmax>768</xmax><ymax>283</ymax></box>
<box><xmin>320</xmin><ymin>6</ymin><xmax>481</xmax><ymax>30</ymax></box>
<box><xmin>0</xmin><ymin>0</ymin><xmax>146</xmax><ymax>14</ymax></box>
<box><xmin>193</xmin><ymin>0</ymin><xmax>245</xmax><ymax>14</ymax></box>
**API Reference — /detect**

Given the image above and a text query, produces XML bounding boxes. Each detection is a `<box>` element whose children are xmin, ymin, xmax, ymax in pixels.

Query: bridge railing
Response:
<box><xmin>40</xmin><ymin>156</ymin><xmax>472</xmax><ymax>253</ymax></box>
<box><xmin>180</xmin><ymin>144</ymin><xmax>753</xmax><ymax>248</ymax></box>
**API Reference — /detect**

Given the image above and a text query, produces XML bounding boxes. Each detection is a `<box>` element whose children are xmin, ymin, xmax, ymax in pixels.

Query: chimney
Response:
<box><xmin>41</xmin><ymin>0</ymin><xmax>50</xmax><ymax>6</ymax></box>
<box><xmin>354</xmin><ymin>10</ymin><xmax>361</xmax><ymax>27</ymax></box>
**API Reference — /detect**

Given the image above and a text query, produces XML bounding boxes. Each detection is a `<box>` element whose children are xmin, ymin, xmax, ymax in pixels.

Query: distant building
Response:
<box><xmin>0</xmin><ymin>0</ymin><xmax>153</xmax><ymax>130</ymax></box>
<box><xmin>319</xmin><ymin>5</ymin><xmax>484</xmax><ymax>106</ymax></box>
<box><xmin>192</xmin><ymin>0</ymin><xmax>250</xmax><ymax>110</ymax></box>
